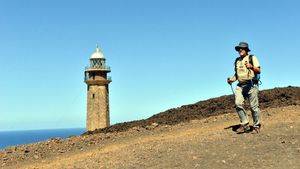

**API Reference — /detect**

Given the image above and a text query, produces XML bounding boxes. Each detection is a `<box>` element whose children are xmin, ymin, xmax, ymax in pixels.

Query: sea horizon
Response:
<box><xmin>0</xmin><ymin>128</ymin><xmax>85</xmax><ymax>150</ymax></box>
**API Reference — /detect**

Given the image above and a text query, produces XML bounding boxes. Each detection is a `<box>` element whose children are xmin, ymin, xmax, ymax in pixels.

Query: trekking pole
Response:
<box><xmin>227</xmin><ymin>78</ymin><xmax>235</xmax><ymax>95</ymax></box>
<box><xmin>230</xmin><ymin>83</ymin><xmax>235</xmax><ymax>95</ymax></box>
<box><xmin>229</xmin><ymin>83</ymin><xmax>236</xmax><ymax>107</ymax></box>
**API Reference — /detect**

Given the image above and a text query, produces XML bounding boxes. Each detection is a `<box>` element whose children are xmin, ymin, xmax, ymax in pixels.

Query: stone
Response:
<box><xmin>151</xmin><ymin>122</ymin><xmax>159</xmax><ymax>127</ymax></box>
<box><xmin>86</xmin><ymin>84</ymin><xmax>110</xmax><ymax>131</ymax></box>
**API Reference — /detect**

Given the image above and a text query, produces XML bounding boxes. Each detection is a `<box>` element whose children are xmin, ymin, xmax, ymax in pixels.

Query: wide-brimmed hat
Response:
<box><xmin>235</xmin><ymin>42</ymin><xmax>251</xmax><ymax>52</ymax></box>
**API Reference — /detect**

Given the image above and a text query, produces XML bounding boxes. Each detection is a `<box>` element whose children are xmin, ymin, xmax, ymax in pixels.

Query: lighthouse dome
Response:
<box><xmin>90</xmin><ymin>45</ymin><xmax>105</xmax><ymax>59</ymax></box>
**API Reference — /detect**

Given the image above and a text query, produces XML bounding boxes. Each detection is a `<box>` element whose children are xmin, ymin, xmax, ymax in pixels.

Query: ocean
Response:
<box><xmin>0</xmin><ymin>128</ymin><xmax>85</xmax><ymax>150</ymax></box>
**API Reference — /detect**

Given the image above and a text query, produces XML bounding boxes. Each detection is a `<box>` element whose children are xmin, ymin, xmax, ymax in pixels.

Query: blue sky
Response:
<box><xmin>0</xmin><ymin>0</ymin><xmax>299</xmax><ymax>131</ymax></box>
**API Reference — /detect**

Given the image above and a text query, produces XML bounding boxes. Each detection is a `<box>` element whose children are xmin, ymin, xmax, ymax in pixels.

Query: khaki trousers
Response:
<box><xmin>235</xmin><ymin>83</ymin><xmax>260</xmax><ymax>127</ymax></box>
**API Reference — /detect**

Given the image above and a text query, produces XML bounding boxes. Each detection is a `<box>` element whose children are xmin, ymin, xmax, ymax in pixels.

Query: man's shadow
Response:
<box><xmin>224</xmin><ymin>124</ymin><xmax>255</xmax><ymax>134</ymax></box>
<box><xmin>224</xmin><ymin>124</ymin><xmax>240</xmax><ymax>131</ymax></box>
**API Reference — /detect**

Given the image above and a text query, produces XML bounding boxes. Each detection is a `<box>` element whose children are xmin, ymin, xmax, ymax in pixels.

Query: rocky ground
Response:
<box><xmin>0</xmin><ymin>86</ymin><xmax>299</xmax><ymax>169</ymax></box>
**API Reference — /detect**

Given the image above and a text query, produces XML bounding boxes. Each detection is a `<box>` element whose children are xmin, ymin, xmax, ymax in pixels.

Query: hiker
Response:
<box><xmin>227</xmin><ymin>42</ymin><xmax>261</xmax><ymax>133</ymax></box>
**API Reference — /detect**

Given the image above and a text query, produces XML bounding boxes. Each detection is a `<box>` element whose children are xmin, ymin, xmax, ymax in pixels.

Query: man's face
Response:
<box><xmin>238</xmin><ymin>48</ymin><xmax>247</xmax><ymax>57</ymax></box>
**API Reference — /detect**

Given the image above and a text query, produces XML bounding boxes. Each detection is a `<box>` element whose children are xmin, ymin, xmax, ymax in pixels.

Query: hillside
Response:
<box><xmin>0</xmin><ymin>86</ymin><xmax>299</xmax><ymax>169</ymax></box>
<box><xmin>86</xmin><ymin>86</ymin><xmax>300</xmax><ymax>134</ymax></box>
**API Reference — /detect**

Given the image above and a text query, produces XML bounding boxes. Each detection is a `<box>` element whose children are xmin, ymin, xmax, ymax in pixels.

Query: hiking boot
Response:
<box><xmin>236</xmin><ymin>123</ymin><xmax>250</xmax><ymax>134</ymax></box>
<box><xmin>252</xmin><ymin>124</ymin><xmax>261</xmax><ymax>134</ymax></box>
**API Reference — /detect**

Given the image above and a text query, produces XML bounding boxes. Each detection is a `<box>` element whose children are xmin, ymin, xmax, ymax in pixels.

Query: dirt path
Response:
<box><xmin>5</xmin><ymin>105</ymin><xmax>299</xmax><ymax>169</ymax></box>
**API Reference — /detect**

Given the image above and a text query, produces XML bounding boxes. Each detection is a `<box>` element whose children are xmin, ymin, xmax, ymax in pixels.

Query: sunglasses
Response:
<box><xmin>238</xmin><ymin>48</ymin><xmax>246</xmax><ymax>52</ymax></box>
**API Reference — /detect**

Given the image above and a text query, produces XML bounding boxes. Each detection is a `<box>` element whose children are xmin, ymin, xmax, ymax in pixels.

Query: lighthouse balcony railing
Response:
<box><xmin>84</xmin><ymin>74</ymin><xmax>112</xmax><ymax>82</ymax></box>
<box><xmin>85</xmin><ymin>65</ymin><xmax>111</xmax><ymax>71</ymax></box>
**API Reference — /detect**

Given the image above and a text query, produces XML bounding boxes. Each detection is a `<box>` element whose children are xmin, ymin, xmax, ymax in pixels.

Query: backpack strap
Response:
<box><xmin>234</xmin><ymin>57</ymin><xmax>239</xmax><ymax>79</ymax></box>
<box><xmin>249</xmin><ymin>54</ymin><xmax>253</xmax><ymax>66</ymax></box>
<box><xmin>248</xmin><ymin>54</ymin><xmax>262</xmax><ymax>85</ymax></box>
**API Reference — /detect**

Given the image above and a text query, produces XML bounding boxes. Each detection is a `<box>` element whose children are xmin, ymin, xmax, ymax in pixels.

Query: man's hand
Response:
<box><xmin>227</xmin><ymin>78</ymin><xmax>234</xmax><ymax>84</ymax></box>
<box><xmin>245</xmin><ymin>62</ymin><xmax>261</xmax><ymax>73</ymax></box>
<box><xmin>245</xmin><ymin>63</ymin><xmax>253</xmax><ymax>69</ymax></box>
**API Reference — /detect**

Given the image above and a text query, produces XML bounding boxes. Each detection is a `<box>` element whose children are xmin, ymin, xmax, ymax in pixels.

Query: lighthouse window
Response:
<box><xmin>91</xmin><ymin>60</ymin><xmax>95</xmax><ymax>67</ymax></box>
<box><xmin>92</xmin><ymin>94</ymin><xmax>95</xmax><ymax>99</ymax></box>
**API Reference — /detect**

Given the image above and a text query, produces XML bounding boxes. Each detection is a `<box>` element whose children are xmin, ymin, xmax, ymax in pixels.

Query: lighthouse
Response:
<box><xmin>84</xmin><ymin>45</ymin><xmax>111</xmax><ymax>131</ymax></box>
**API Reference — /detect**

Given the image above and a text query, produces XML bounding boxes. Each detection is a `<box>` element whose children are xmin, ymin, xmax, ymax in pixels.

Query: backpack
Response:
<box><xmin>234</xmin><ymin>55</ymin><xmax>261</xmax><ymax>85</ymax></box>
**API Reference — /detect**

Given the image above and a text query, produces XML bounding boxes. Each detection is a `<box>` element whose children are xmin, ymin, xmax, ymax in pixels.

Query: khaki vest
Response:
<box><xmin>235</xmin><ymin>55</ymin><xmax>260</xmax><ymax>82</ymax></box>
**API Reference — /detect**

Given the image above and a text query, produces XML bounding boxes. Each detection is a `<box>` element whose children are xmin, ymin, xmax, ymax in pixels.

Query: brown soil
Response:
<box><xmin>0</xmin><ymin>86</ymin><xmax>299</xmax><ymax>169</ymax></box>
